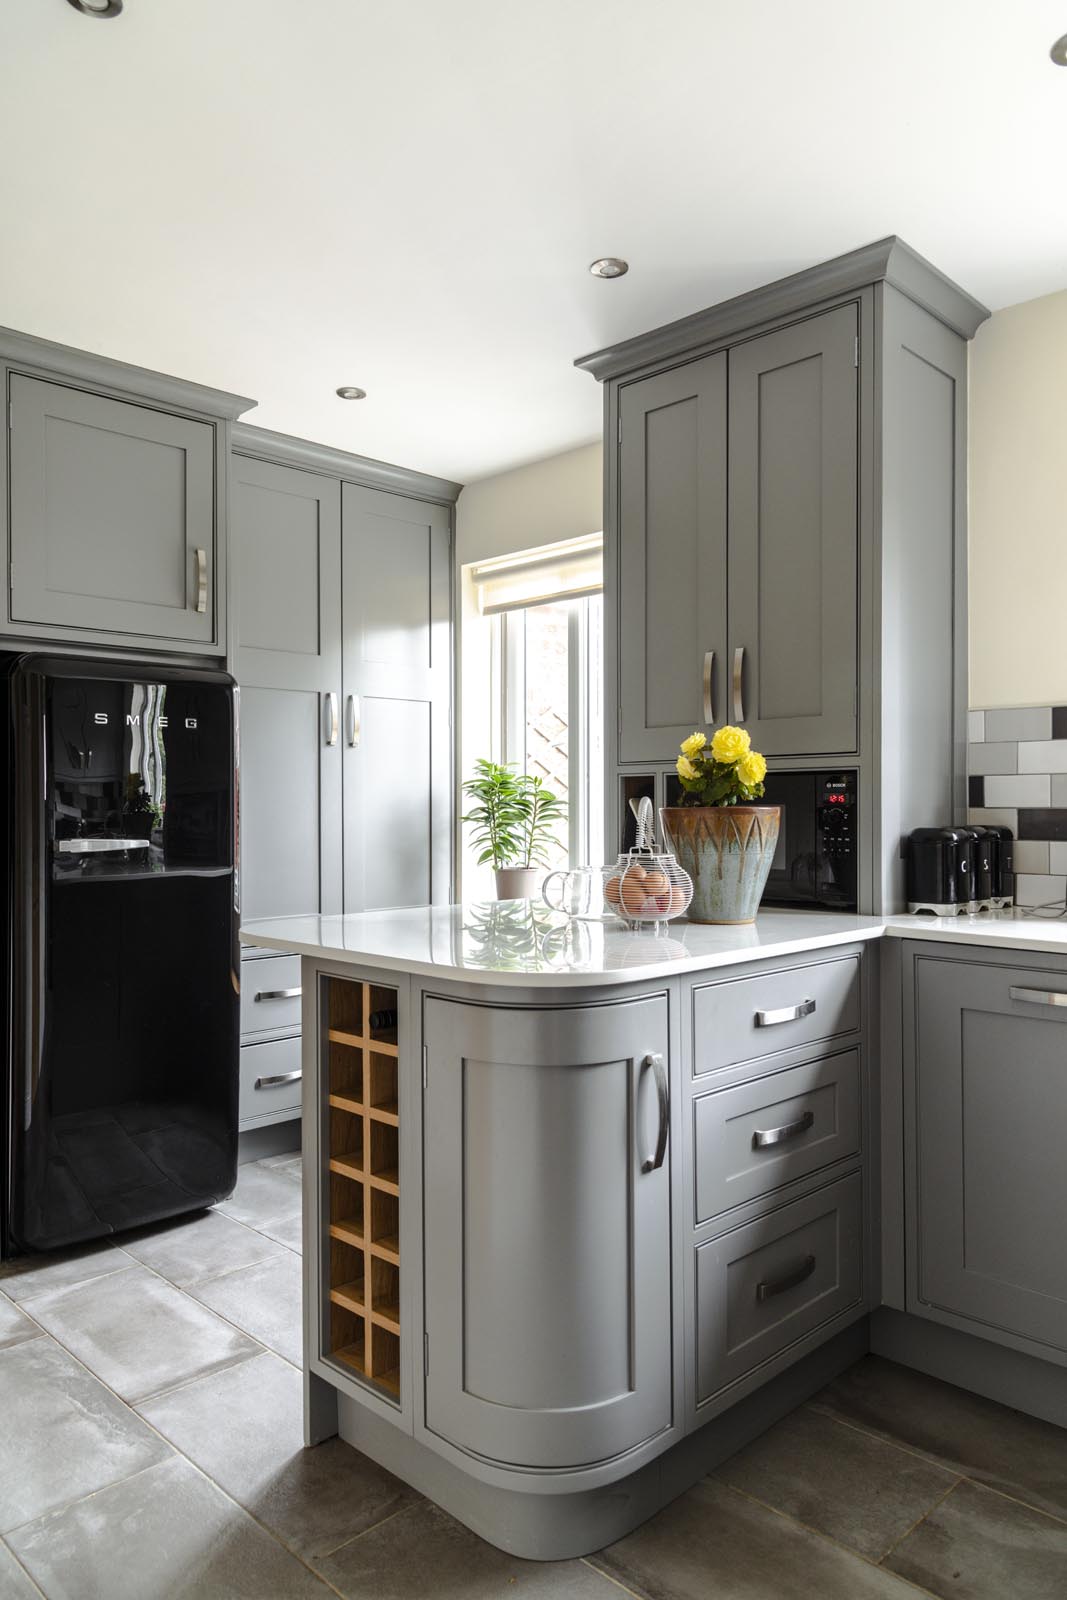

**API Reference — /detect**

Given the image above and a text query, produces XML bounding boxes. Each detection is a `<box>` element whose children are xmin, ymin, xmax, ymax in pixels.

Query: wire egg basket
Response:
<box><xmin>603</xmin><ymin>797</ymin><xmax>693</xmax><ymax>930</ymax></box>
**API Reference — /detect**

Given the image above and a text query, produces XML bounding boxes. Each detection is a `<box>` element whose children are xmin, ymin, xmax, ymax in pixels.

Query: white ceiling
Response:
<box><xmin>2</xmin><ymin>1</ymin><xmax>1066</xmax><ymax>483</ymax></box>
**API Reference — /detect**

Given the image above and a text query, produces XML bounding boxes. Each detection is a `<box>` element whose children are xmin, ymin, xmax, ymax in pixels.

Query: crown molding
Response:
<box><xmin>232</xmin><ymin>422</ymin><xmax>462</xmax><ymax>505</ymax></box>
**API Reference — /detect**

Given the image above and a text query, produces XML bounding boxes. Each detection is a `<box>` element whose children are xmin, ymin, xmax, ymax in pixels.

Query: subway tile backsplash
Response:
<box><xmin>969</xmin><ymin>707</ymin><xmax>1067</xmax><ymax>906</ymax></box>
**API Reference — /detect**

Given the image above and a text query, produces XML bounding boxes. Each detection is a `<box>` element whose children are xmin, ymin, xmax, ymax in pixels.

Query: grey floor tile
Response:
<box><xmin>885</xmin><ymin>1478</ymin><xmax>1067</xmax><ymax>1600</ymax></box>
<box><xmin>217</xmin><ymin>1162</ymin><xmax>303</xmax><ymax>1231</ymax></box>
<box><xmin>119</xmin><ymin>1207</ymin><xmax>288</xmax><ymax>1287</ymax></box>
<box><xmin>26</xmin><ymin>1264</ymin><xmax>259</xmax><ymax>1403</ymax></box>
<box><xmin>0</xmin><ymin>1336</ymin><xmax>170</xmax><ymax>1534</ymax></box>
<box><xmin>589</xmin><ymin>1477</ymin><xmax>920</xmax><ymax>1600</ymax></box>
<box><xmin>185</xmin><ymin>1251</ymin><xmax>303</xmax><ymax>1366</ymax></box>
<box><xmin>812</xmin><ymin>1355</ymin><xmax>1067</xmax><ymax>1522</ymax></box>
<box><xmin>8</xmin><ymin>1455</ymin><xmax>333</xmax><ymax>1600</ymax></box>
<box><xmin>0</xmin><ymin>1544</ymin><xmax>42</xmax><ymax>1600</ymax></box>
<box><xmin>0</xmin><ymin>1297</ymin><xmax>42</xmax><ymax>1352</ymax></box>
<box><xmin>258</xmin><ymin>1153</ymin><xmax>303</xmax><ymax>1179</ymax></box>
<box><xmin>258</xmin><ymin>1210</ymin><xmax>304</xmax><ymax>1252</ymax></box>
<box><xmin>0</xmin><ymin>1239</ymin><xmax>130</xmax><ymax>1305</ymax></box>
<box><xmin>317</xmin><ymin>1498</ymin><xmax>622</xmax><ymax>1599</ymax></box>
<box><xmin>714</xmin><ymin>1404</ymin><xmax>958</xmax><ymax>1560</ymax></box>
<box><xmin>139</xmin><ymin>1350</ymin><xmax>413</xmax><ymax>1560</ymax></box>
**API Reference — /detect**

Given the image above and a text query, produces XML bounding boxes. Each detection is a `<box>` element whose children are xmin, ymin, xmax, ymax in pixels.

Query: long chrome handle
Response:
<box><xmin>757</xmin><ymin>1254</ymin><xmax>816</xmax><ymax>1303</ymax></box>
<box><xmin>56</xmin><ymin>838</ymin><xmax>152</xmax><ymax>854</ymax></box>
<box><xmin>753</xmin><ymin>1110</ymin><xmax>815</xmax><ymax>1150</ymax></box>
<box><xmin>254</xmin><ymin>1070</ymin><xmax>302</xmax><ymax>1090</ymax></box>
<box><xmin>641</xmin><ymin>1052</ymin><xmax>669</xmax><ymax>1174</ymax></box>
<box><xmin>195</xmin><ymin>548</ymin><xmax>208</xmax><ymax>614</ymax></box>
<box><xmin>346</xmin><ymin>694</ymin><xmax>360</xmax><ymax>748</ymax></box>
<box><xmin>324</xmin><ymin>692</ymin><xmax>338</xmax><ymax>747</ymax></box>
<box><xmin>755</xmin><ymin>998</ymin><xmax>816</xmax><ymax>1028</ymax></box>
<box><xmin>254</xmin><ymin>987</ymin><xmax>302</xmax><ymax>1003</ymax></box>
<box><xmin>732</xmin><ymin>646</ymin><xmax>745</xmax><ymax>722</ymax></box>
<box><xmin>702</xmin><ymin>650</ymin><xmax>715</xmax><ymax>725</ymax></box>
<box><xmin>1009</xmin><ymin>986</ymin><xmax>1067</xmax><ymax>1007</ymax></box>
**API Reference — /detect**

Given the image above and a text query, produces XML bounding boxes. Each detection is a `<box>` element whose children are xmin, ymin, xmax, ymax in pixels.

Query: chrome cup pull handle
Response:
<box><xmin>195</xmin><ymin>548</ymin><xmax>208</xmax><ymax>614</ymax></box>
<box><xmin>254</xmin><ymin>988</ymin><xmax>302</xmax><ymax>1003</ymax></box>
<box><xmin>753</xmin><ymin>1110</ymin><xmax>815</xmax><ymax>1149</ymax></box>
<box><xmin>641</xmin><ymin>1052</ymin><xmax>669</xmax><ymax>1174</ymax></box>
<box><xmin>346</xmin><ymin>694</ymin><xmax>360</xmax><ymax>748</ymax></box>
<box><xmin>732</xmin><ymin>645</ymin><xmax>745</xmax><ymax>722</ymax></box>
<box><xmin>254</xmin><ymin>1070</ymin><xmax>302</xmax><ymax>1090</ymax></box>
<box><xmin>1009</xmin><ymin>986</ymin><xmax>1067</xmax><ymax>1007</ymax></box>
<box><xmin>755</xmin><ymin>998</ymin><xmax>816</xmax><ymax>1028</ymax></box>
<box><xmin>703</xmin><ymin>650</ymin><xmax>715</xmax><ymax>725</ymax></box>
<box><xmin>756</xmin><ymin>1254</ymin><xmax>816</xmax><ymax>1303</ymax></box>
<box><xmin>324</xmin><ymin>692</ymin><xmax>339</xmax><ymax>747</ymax></box>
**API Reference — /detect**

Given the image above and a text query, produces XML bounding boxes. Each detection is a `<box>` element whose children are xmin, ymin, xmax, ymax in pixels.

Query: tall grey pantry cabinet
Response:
<box><xmin>231</xmin><ymin>430</ymin><xmax>459</xmax><ymax>1133</ymax></box>
<box><xmin>578</xmin><ymin>238</ymin><xmax>990</xmax><ymax>913</ymax></box>
<box><xmin>0</xmin><ymin>325</ymin><xmax>254</xmax><ymax>655</ymax></box>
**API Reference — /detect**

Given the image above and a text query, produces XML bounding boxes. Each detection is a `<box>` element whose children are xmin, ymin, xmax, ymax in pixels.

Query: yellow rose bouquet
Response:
<box><xmin>674</xmin><ymin>726</ymin><xmax>768</xmax><ymax>805</ymax></box>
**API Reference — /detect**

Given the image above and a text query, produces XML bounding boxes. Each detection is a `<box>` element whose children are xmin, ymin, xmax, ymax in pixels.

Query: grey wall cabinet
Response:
<box><xmin>618</xmin><ymin>353</ymin><xmax>727</xmax><ymax>762</ymax></box>
<box><xmin>6</xmin><ymin>371</ymin><xmax>235</xmax><ymax>653</ymax></box>
<box><xmin>423</xmin><ymin>992</ymin><xmax>673</xmax><ymax>1469</ymax></box>
<box><xmin>341</xmin><ymin>483</ymin><xmax>452</xmax><ymax>913</ymax></box>
<box><xmin>727</xmin><ymin>306</ymin><xmax>858</xmax><ymax>756</ymax></box>
<box><xmin>908</xmin><ymin>950</ymin><xmax>1067</xmax><ymax>1361</ymax></box>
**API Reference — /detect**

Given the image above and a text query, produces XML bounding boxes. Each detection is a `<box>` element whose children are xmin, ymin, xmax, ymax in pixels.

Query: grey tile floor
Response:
<box><xmin>1</xmin><ymin>1156</ymin><xmax>1064</xmax><ymax>1599</ymax></box>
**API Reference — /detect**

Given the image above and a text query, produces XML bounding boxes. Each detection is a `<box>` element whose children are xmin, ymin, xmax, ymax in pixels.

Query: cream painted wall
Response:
<box><xmin>969</xmin><ymin>288</ymin><xmax>1067</xmax><ymax>710</ymax></box>
<box><xmin>455</xmin><ymin>441</ymin><xmax>602</xmax><ymax>894</ymax></box>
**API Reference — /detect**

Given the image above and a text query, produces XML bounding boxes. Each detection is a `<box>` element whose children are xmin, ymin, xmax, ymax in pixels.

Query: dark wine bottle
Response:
<box><xmin>369</xmin><ymin>1008</ymin><xmax>398</xmax><ymax>1031</ymax></box>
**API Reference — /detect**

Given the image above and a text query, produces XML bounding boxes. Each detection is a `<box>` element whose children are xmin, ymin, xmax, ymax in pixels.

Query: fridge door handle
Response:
<box><xmin>56</xmin><ymin>838</ymin><xmax>152</xmax><ymax>854</ymax></box>
<box><xmin>324</xmin><ymin>692</ymin><xmax>339</xmax><ymax>747</ymax></box>
<box><xmin>346</xmin><ymin>694</ymin><xmax>360</xmax><ymax>748</ymax></box>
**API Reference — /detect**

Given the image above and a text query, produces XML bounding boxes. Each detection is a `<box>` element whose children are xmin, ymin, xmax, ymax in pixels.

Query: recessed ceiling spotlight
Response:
<box><xmin>1052</xmin><ymin>33</ymin><xmax>1067</xmax><ymax>64</ymax></box>
<box><xmin>589</xmin><ymin>258</ymin><xmax>629</xmax><ymax>279</ymax></box>
<box><xmin>66</xmin><ymin>0</ymin><xmax>124</xmax><ymax>17</ymax></box>
<box><xmin>335</xmin><ymin>386</ymin><xmax>367</xmax><ymax>400</ymax></box>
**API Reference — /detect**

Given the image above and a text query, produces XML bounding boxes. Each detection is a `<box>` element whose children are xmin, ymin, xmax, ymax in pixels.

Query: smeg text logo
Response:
<box><xmin>92</xmin><ymin>713</ymin><xmax>199</xmax><ymax>729</ymax></box>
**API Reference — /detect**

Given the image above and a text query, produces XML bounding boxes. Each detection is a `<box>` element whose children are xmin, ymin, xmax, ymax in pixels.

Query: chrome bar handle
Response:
<box><xmin>254</xmin><ymin>988</ymin><xmax>302</xmax><ymax>1003</ymax></box>
<box><xmin>56</xmin><ymin>837</ymin><xmax>152</xmax><ymax>854</ymax></box>
<box><xmin>732</xmin><ymin>645</ymin><xmax>745</xmax><ymax>722</ymax></box>
<box><xmin>753</xmin><ymin>1110</ymin><xmax>815</xmax><ymax>1150</ymax></box>
<box><xmin>702</xmin><ymin>650</ymin><xmax>715</xmax><ymax>725</ymax></box>
<box><xmin>346</xmin><ymin>694</ymin><xmax>360</xmax><ymax>748</ymax></box>
<box><xmin>755</xmin><ymin>998</ymin><xmax>816</xmax><ymax>1028</ymax></box>
<box><xmin>641</xmin><ymin>1052</ymin><xmax>669</xmax><ymax>1174</ymax></box>
<box><xmin>255</xmin><ymin>1070</ymin><xmax>302</xmax><ymax>1090</ymax></box>
<box><xmin>757</xmin><ymin>1254</ymin><xmax>816</xmax><ymax>1303</ymax></box>
<box><xmin>195</xmin><ymin>548</ymin><xmax>208</xmax><ymax>614</ymax></box>
<box><xmin>1009</xmin><ymin>986</ymin><xmax>1067</xmax><ymax>1007</ymax></box>
<box><xmin>324</xmin><ymin>692</ymin><xmax>338</xmax><ymax>747</ymax></box>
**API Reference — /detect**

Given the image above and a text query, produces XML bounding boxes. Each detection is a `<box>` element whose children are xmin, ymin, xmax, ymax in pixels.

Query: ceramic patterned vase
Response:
<box><xmin>659</xmin><ymin>806</ymin><xmax>781</xmax><ymax>925</ymax></box>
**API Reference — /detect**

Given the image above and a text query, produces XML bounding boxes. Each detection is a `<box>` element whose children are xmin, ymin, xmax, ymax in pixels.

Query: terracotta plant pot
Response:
<box><xmin>493</xmin><ymin>866</ymin><xmax>541</xmax><ymax>900</ymax></box>
<box><xmin>659</xmin><ymin>806</ymin><xmax>781</xmax><ymax>925</ymax></box>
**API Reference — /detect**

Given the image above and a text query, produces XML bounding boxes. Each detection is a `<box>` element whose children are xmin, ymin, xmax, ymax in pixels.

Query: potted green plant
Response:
<box><xmin>461</xmin><ymin>759</ymin><xmax>566</xmax><ymax>899</ymax></box>
<box><xmin>659</xmin><ymin>727</ymin><xmax>780</xmax><ymax>924</ymax></box>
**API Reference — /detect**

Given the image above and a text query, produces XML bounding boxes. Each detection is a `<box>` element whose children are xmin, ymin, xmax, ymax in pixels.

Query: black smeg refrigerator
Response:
<box><xmin>1</xmin><ymin>655</ymin><xmax>240</xmax><ymax>1256</ymax></box>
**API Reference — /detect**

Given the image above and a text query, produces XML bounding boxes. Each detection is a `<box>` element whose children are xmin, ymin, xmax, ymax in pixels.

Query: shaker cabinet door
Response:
<box><xmin>727</xmin><ymin>305</ymin><xmax>858</xmax><ymax>756</ymax></box>
<box><xmin>341</xmin><ymin>483</ymin><xmax>451</xmax><ymax>913</ymax></box>
<box><xmin>423</xmin><ymin>993</ymin><xmax>673</xmax><ymax>1469</ymax></box>
<box><xmin>912</xmin><ymin>956</ymin><xmax>1067</xmax><ymax>1357</ymax></box>
<box><xmin>232</xmin><ymin>454</ymin><xmax>343</xmax><ymax>927</ymax></box>
<box><xmin>8</xmin><ymin>374</ymin><xmax>219</xmax><ymax>648</ymax></box>
<box><xmin>617</xmin><ymin>352</ymin><xmax>728</xmax><ymax>763</ymax></box>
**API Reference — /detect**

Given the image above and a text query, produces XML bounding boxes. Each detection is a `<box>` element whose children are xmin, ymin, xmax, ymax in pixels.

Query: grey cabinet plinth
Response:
<box><xmin>423</xmin><ymin>993</ymin><xmax>672</xmax><ymax>1469</ymax></box>
<box><xmin>910</xmin><ymin>954</ymin><xmax>1067</xmax><ymax>1358</ymax></box>
<box><xmin>8</xmin><ymin>374</ymin><xmax>219</xmax><ymax>647</ymax></box>
<box><xmin>728</xmin><ymin>305</ymin><xmax>858</xmax><ymax>756</ymax></box>
<box><xmin>341</xmin><ymin>483</ymin><xmax>451</xmax><ymax>913</ymax></box>
<box><xmin>618</xmin><ymin>353</ymin><xmax>727</xmax><ymax>763</ymax></box>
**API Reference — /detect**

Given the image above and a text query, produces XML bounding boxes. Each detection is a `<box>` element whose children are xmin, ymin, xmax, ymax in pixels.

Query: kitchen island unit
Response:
<box><xmin>239</xmin><ymin>903</ymin><xmax>884</xmax><ymax>1557</ymax></box>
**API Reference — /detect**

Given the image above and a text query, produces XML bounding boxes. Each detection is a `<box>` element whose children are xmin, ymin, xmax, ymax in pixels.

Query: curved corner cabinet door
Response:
<box><xmin>8</xmin><ymin>375</ymin><xmax>219</xmax><ymax>648</ymax></box>
<box><xmin>727</xmin><ymin>304</ymin><xmax>858</xmax><ymax>756</ymax></box>
<box><xmin>617</xmin><ymin>352</ymin><xmax>728</xmax><ymax>764</ymax></box>
<box><xmin>423</xmin><ymin>994</ymin><xmax>673</xmax><ymax>1470</ymax></box>
<box><xmin>912</xmin><ymin>957</ymin><xmax>1067</xmax><ymax>1356</ymax></box>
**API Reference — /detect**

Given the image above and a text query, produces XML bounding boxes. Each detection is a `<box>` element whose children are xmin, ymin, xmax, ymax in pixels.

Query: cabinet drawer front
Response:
<box><xmin>240</xmin><ymin>955</ymin><xmax>302</xmax><ymax>1039</ymax></box>
<box><xmin>240</xmin><ymin>1036</ymin><xmax>302</xmax><ymax>1124</ymax></box>
<box><xmin>696</xmin><ymin>1172</ymin><xmax>862</xmax><ymax>1402</ymax></box>
<box><xmin>694</xmin><ymin>1049</ymin><xmax>860</xmax><ymax>1223</ymax></box>
<box><xmin>693</xmin><ymin>954</ymin><xmax>860</xmax><ymax>1075</ymax></box>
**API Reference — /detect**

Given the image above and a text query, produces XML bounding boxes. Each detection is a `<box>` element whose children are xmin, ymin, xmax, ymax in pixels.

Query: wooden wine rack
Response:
<box><xmin>324</xmin><ymin>976</ymin><xmax>401</xmax><ymax>1399</ymax></box>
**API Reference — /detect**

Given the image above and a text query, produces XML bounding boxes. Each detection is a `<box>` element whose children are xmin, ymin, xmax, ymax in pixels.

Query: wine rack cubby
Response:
<box><xmin>324</xmin><ymin>977</ymin><xmax>401</xmax><ymax>1399</ymax></box>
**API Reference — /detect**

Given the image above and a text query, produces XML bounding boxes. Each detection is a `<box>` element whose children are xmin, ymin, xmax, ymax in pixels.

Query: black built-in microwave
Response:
<box><xmin>759</xmin><ymin>769</ymin><xmax>858</xmax><ymax>911</ymax></box>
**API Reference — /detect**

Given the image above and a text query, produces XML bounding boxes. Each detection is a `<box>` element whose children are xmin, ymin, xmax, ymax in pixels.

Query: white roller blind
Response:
<box><xmin>471</xmin><ymin>533</ymin><xmax>603</xmax><ymax>615</ymax></box>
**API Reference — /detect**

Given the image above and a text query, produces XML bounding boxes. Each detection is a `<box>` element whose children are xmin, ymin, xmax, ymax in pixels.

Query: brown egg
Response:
<box><xmin>620</xmin><ymin>876</ymin><xmax>650</xmax><ymax>916</ymax></box>
<box><xmin>669</xmin><ymin>885</ymin><xmax>690</xmax><ymax>913</ymax></box>
<box><xmin>643</xmin><ymin>869</ymin><xmax>669</xmax><ymax>895</ymax></box>
<box><xmin>628</xmin><ymin>863</ymin><xmax>647</xmax><ymax>882</ymax></box>
<box><xmin>604</xmin><ymin>876</ymin><xmax>621</xmax><ymax>905</ymax></box>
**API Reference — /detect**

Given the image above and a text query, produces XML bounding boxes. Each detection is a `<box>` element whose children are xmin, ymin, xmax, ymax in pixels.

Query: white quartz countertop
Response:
<box><xmin>240</xmin><ymin>905</ymin><xmax>886</xmax><ymax>987</ymax></box>
<box><xmin>240</xmin><ymin>904</ymin><xmax>1067</xmax><ymax>987</ymax></box>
